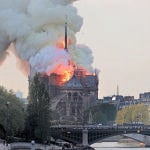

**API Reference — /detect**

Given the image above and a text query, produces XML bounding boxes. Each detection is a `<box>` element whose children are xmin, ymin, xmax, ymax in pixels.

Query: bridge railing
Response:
<box><xmin>50</xmin><ymin>124</ymin><xmax>150</xmax><ymax>130</ymax></box>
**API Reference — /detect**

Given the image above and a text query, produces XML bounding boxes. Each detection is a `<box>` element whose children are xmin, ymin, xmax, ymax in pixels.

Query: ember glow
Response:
<box><xmin>75</xmin><ymin>66</ymin><xmax>92</xmax><ymax>76</ymax></box>
<box><xmin>56</xmin><ymin>38</ymin><xmax>72</xmax><ymax>49</ymax></box>
<box><xmin>62</xmin><ymin>69</ymin><xmax>73</xmax><ymax>82</ymax></box>
<box><xmin>57</xmin><ymin>68</ymin><xmax>74</xmax><ymax>85</ymax></box>
<box><xmin>51</xmin><ymin>59</ymin><xmax>75</xmax><ymax>85</ymax></box>
<box><xmin>50</xmin><ymin>70</ymin><xmax>74</xmax><ymax>86</ymax></box>
<box><xmin>56</xmin><ymin>38</ymin><xmax>65</xmax><ymax>49</ymax></box>
<box><xmin>39</xmin><ymin>37</ymin><xmax>76</xmax><ymax>85</ymax></box>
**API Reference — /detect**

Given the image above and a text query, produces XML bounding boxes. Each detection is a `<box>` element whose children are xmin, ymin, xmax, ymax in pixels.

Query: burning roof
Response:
<box><xmin>0</xmin><ymin>0</ymin><xmax>98</xmax><ymax>81</ymax></box>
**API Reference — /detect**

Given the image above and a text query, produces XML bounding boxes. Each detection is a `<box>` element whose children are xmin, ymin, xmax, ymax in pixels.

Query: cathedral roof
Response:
<box><xmin>80</xmin><ymin>75</ymin><xmax>98</xmax><ymax>88</ymax></box>
<box><xmin>62</xmin><ymin>75</ymin><xmax>83</xmax><ymax>89</ymax></box>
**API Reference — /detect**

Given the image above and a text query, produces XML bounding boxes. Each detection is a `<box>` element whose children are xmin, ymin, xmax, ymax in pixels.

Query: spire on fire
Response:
<box><xmin>64</xmin><ymin>15</ymin><xmax>68</xmax><ymax>51</ymax></box>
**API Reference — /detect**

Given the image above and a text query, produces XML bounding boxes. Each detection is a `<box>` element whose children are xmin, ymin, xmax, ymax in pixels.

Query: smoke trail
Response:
<box><xmin>0</xmin><ymin>0</ymin><xmax>95</xmax><ymax>76</ymax></box>
<box><xmin>10</xmin><ymin>43</ymin><xmax>30</xmax><ymax>76</ymax></box>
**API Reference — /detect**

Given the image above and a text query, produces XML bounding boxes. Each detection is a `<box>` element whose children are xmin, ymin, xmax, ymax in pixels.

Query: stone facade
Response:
<box><xmin>40</xmin><ymin>68</ymin><xmax>99</xmax><ymax>124</ymax></box>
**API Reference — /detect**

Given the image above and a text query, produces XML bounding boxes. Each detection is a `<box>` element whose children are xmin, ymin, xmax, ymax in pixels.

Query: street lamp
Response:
<box><xmin>6</xmin><ymin>101</ymin><xmax>10</xmax><ymax>141</ymax></box>
<box><xmin>31</xmin><ymin>140</ymin><xmax>35</xmax><ymax>150</ymax></box>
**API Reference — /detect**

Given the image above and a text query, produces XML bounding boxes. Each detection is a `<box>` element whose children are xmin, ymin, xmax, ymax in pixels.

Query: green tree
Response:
<box><xmin>27</xmin><ymin>73</ymin><xmax>51</xmax><ymax>142</ymax></box>
<box><xmin>84</xmin><ymin>103</ymin><xmax>117</xmax><ymax>124</ymax></box>
<box><xmin>148</xmin><ymin>107</ymin><xmax>150</xmax><ymax>125</ymax></box>
<box><xmin>0</xmin><ymin>86</ymin><xmax>25</xmax><ymax>139</ymax></box>
<box><xmin>115</xmin><ymin>104</ymin><xmax>149</xmax><ymax>125</ymax></box>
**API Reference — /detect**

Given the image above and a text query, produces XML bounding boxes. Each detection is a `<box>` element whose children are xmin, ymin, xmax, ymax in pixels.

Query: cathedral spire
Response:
<box><xmin>64</xmin><ymin>15</ymin><xmax>68</xmax><ymax>51</ymax></box>
<box><xmin>117</xmin><ymin>85</ymin><xmax>119</xmax><ymax>96</ymax></box>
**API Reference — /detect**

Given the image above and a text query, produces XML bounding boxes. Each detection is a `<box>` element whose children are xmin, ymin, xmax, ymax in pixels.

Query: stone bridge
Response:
<box><xmin>1</xmin><ymin>125</ymin><xmax>150</xmax><ymax>148</ymax></box>
<box><xmin>50</xmin><ymin>125</ymin><xmax>150</xmax><ymax>147</ymax></box>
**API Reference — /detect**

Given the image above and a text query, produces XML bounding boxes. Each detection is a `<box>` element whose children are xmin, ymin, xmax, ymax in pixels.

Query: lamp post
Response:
<box><xmin>6</xmin><ymin>101</ymin><xmax>10</xmax><ymax>141</ymax></box>
<box><xmin>31</xmin><ymin>140</ymin><xmax>35</xmax><ymax>150</ymax></box>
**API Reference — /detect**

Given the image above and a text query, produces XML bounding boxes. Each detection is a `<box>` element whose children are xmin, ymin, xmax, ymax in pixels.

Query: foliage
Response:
<box><xmin>0</xmin><ymin>86</ymin><xmax>25</xmax><ymax>138</ymax></box>
<box><xmin>84</xmin><ymin>103</ymin><xmax>117</xmax><ymax>124</ymax></box>
<box><xmin>115</xmin><ymin>104</ymin><xmax>149</xmax><ymax>125</ymax></box>
<box><xmin>148</xmin><ymin>107</ymin><xmax>150</xmax><ymax>125</ymax></box>
<box><xmin>26</xmin><ymin>73</ymin><xmax>51</xmax><ymax>142</ymax></box>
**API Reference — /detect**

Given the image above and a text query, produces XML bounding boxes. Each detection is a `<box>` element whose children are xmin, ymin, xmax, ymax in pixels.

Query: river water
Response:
<box><xmin>91</xmin><ymin>142</ymin><xmax>149</xmax><ymax>150</ymax></box>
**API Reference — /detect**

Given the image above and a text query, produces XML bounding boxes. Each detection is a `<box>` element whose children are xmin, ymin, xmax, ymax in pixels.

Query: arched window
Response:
<box><xmin>73</xmin><ymin>92</ymin><xmax>78</xmax><ymax>102</ymax></box>
<box><xmin>68</xmin><ymin>92</ymin><xmax>71</xmax><ymax>100</ymax></box>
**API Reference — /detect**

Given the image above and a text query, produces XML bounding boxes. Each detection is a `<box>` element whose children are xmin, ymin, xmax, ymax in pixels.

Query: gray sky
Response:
<box><xmin>75</xmin><ymin>0</ymin><xmax>150</xmax><ymax>98</ymax></box>
<box><xmin>0</xmin><ymin>0</ymin><xmax>150</xmax><ymax>98</ymax></box>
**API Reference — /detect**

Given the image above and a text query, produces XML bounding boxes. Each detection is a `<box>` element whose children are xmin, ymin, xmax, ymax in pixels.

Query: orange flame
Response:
<box><xmin>56</xmin><ymin>38</ymin><xmax>72</xmax><ymax>49</ymax></box>
<box><xmin>61</xmin><ymin>69</ymin><xmax>73</xmax><ymax>82</ymax></box>
<box><xmin>56</xmin><ymin>38</ymin><xmax>65</xmax><ymax>49</ymax></box>
<box><xmin>75</xmin><ymin>66</ymin><xmax>91</xmax><ymax>77</ymax></box>
<box><xmin>49</xmin><ymin>60</ymin><xmax>75</xmax><ymax>86</ymax></box>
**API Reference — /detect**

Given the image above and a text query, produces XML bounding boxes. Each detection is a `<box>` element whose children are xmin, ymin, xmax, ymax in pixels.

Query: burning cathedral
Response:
<box><xmin>0</xmin><ymin>0</ymin><xmax>98</xmax><ymax>123</ymax></box>
<box><xmin>29</xmin><ymin>22</ymin><xmax>99</xmax><ymax>124</ymax></box>
<box><xmin>0</xmin><ymin>0</ymin><xmax>99</xmax><ymax>124</ymax></box>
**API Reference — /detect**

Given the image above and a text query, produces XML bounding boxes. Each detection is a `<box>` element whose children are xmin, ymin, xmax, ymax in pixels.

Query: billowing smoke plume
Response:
<box><xmin>0</xmin><ymin>0</ymin><xmax>95</xmax><ymax>76</ymax></box>
<box><xmin>30</xmin><ymin>46</ymin><xmax>73</xmax><ymax>75</ymax></box>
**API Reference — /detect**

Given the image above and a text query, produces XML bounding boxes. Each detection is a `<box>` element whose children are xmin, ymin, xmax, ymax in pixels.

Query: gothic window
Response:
<box><xmin>72</xmin><ymin>107</ymin><xmax>75</xmax><ymax>114</ymax></box>
<box><xmin>78</xmin><ymin>97</ymin><xmax>83</xmax><ymax>104</ymax></box>
<box><xmin>73</xmin><ymin>92</ymin><xmax>78</xmax><ymax>102</ymax></box>
<box><xmin>67</xmin><ymin>92</ymin><xmax>71</xmax><ymax>100</ymax></box>
<box><xmin>68</xmin><ymin>92</ymin><xmax>71</xmax><ymax>97</ymax></box>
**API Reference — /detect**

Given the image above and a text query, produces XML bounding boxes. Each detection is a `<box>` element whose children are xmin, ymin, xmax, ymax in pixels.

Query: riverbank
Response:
<box><xmin>0</xmin><ymin>142</ymin><xmax>95</xmax><ymax>150</ymax></box>
<box><xmin>91</xmin><ymin>135</ymin><xmax>145</xmax><ymax>148</ymax></box>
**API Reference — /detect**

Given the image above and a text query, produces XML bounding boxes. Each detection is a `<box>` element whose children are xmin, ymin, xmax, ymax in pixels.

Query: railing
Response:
<box><xmin>50</xmin><ymin>124</ymin><xmax>150</xmax><ymax>146</ymax></box>
<box><xmin>51</xmin><ymin>124</ymin><xmax>150</xmax><ymax>130</ymax></box>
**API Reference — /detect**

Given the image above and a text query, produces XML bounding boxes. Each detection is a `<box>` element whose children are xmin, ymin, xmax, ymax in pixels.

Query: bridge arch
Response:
<box><xmin>50</xmin><ymin>125</ymin><xmax>150</xmax><ymax>146</ymax></box>
<box><xmin>123</xmin><ymin>133</ymin><xmax>150</xmax><ymax>147</ymax></box>
<box><xmin>88</xmin><ymin>128</ymin><xmax>127</xmax><ymax>145</ymax></box>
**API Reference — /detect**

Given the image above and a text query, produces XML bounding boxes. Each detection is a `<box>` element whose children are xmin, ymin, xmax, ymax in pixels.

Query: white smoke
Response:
<box><xmin>71</xmin><ymin>44</ymin><xmax>94</xmax><ymax>72</ymax></box>
<box><xmin>30</xmin><ymin>46</ymin><xmax>71</xmax><ymax>75</ymax></box>
<box><xmin>0</xmin><ymin>0</ymin><xmax>95</xmax><ymax>75</ymax></box>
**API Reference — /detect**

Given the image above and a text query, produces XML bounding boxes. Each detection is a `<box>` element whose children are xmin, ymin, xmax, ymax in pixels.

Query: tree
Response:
<box><xmin>115</xmin><ymin>104</ymin><xmax>149</xmax><ymax>125</ymax></box>
<box><xmin>84</xmin><ymin>103</ymin><xmax>117</xmax><ymax>124</ymax></box>
<box><xmin>0</xmin><ymin>86</ymin><xmax>25</xmax><ymax>139</ymax></box>
<box><xmin>26</xmin><ymin>73</ymin><xmax>51</xmax><ymax>142</ymax></box>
